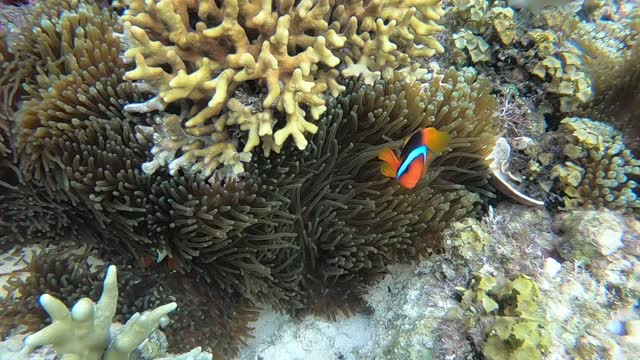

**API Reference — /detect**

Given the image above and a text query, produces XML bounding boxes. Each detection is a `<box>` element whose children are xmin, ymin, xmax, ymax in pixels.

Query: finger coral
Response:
<box><xmin>5</xmin><ymin>58</ymin><xmax>501</xmax><ymax>326</ymax></box>
<box><xmin>1</xmin><ymin>1</ymin><xmax>506</xmax><ymax>355</ymax></box>
<box><xmin>21</xmin><ymin>264</ymin><xmax>177</xmax><ymax>360</ymax></box>
<box><xmin>118</xmin><ymin>0</ymin><xmax>446</xmax><ymax>177</ymax></box>
<box><xmin>0</xmin><ymin>245</ymin><xmax>257</xmax><ymax>357</ymax></box>
<box><xmin>0</xmin><ymin>247</ymin><xmax>134</xmax><ymax>337</ymax></box>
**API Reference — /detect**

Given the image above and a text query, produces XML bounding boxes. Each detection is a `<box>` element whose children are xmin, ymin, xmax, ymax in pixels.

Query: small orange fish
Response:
<box><xmin>378</xmin><ymin>128</ymin><xmax>449</xmax><ymax>189</ymax></box>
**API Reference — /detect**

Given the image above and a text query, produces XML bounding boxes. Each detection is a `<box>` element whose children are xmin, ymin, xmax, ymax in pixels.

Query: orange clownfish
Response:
<box><xmin>378</xmin><ymin>128</ymin><xmax>449</xmax><ymax>189</ymax></box>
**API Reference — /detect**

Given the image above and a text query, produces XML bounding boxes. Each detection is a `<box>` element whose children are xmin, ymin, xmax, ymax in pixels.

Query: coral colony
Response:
<box><xmin>0</xmin><ymin>0</ymin><xmax>638</xmax><ymax>359</ymax></box>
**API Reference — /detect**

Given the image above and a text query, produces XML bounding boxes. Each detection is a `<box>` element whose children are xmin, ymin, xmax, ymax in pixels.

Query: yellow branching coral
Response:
<box><xmin>119</xmin><ymin>0</ymin><xmax>446</xmax><ymax>177</ymax></box>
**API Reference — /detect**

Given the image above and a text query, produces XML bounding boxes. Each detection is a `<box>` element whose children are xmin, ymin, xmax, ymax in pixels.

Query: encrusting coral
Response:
<box><xmin>553</xmin><ymin>209</ymin><xmax>625</xmax><ymax>264</ymax></box>
<box><xmin>20</xmin><ymin>264</ymin><xmax>177</xmax><ymax>360</ymax></box>
<box><xmin>446</xmin><ymin>0</ymin><xmax>636</xmax><ymax>114</ymax></box>
<box><xmin>461</xmin><ymin>273</ymin><xmax>552</xmax><ymax>360</ymax></box>
<box><xmin>117</xmin><ymin>0</ymin><xmax>447</xmax><ymax>177</ymax></box>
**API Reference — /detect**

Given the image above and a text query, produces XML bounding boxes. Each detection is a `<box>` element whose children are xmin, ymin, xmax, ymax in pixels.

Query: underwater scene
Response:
<box><xmin>0</xmin><ymin>0</ymin><xmax>638</xmax><ymax>359</ymax></box>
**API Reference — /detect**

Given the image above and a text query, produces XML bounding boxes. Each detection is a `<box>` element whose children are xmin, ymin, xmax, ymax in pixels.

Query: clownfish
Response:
<box><xmin>378</xmin><ymin>128</ymin><xmax>449</xmax><ymax>189</ymax></box>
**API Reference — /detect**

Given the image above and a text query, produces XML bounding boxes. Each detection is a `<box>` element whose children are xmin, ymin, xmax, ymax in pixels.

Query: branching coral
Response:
<box><xmin>0</xmin><ymin>247</ymin><xmax>118</xmax><ymax>337</ymax></box>
<box><xmin>5</xmin><ymin>61</ymin><xmax>502</xmax><ymax>331</ymax></box>
<box><xmin>118</xmin><ymin>0</ymin><xmax>446</xmax><ymax>177</ymax></box>
<box><xmin>0</xmin><ymin>246</ymin><xmax>259</xmax><ymax>357</ymax></box>
<box><xmin>1</xmin><ymin>1</ymin><xmax>506</xmax><ymax>355</ymax></box>
<box><xmin>4</xmin><ymin>0</ymin><xmax>302</xmax><ymax>323</ymax></box>
<box><xmin>550</xmin><ymin>117</ymin><xmax>640</xmax><ymax>214</ymax></box>
<box><xmin>21</xmin><ymin>264</ymin><xmax>177</xmax><ymax>360</ymax></box>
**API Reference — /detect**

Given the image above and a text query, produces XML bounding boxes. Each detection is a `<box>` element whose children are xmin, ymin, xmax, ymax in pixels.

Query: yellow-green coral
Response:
<box><xmin>463</xmin><ymin>273</ymin><xmax>552</xmax><ymax>360</ymax></box>
<box><xmin>531</xmin><ymin>50</ymin><xmax>592</xmax><ymax>112</ymax></box>
<box><xmin>21</xmin><ymin>265</ymin><xmax>177</xmax><ymax>360</ymax></box>
<box><xmin>450</xmin><ymin>0</ymin><xmax>491</xmax><ymax>34</ymax></box>
<box><xmin>527</xmin><ymin>29</ymin><xmax>557</xmax><ymax>59</ymax></box>
<box><xmin>551</xmin><ymin>117</ymin><xmax>640</xmax><ymax>214</ymax></box>
<box><xmin>453</xmin><ymin>29</ymin><xmax>491</xmax><ymax>62</ymax></box>
<box><xmin>442</xmin><ymin>218</ymin><xmax>490</xmax><ymax>260</ymax></box>
<box><xmin>491</xmin><ymin>7</ymin><xmax>515</xmax><ymax>45</ymax></box>
<box><xmin>448</xmin><ymin>0</ymin><xmax>635</xmax><ymax>114</ymax></box>
<box><xmin>119</xmin><ymin>0</ymin><xmax>446</xmax><ymax>177</ymax></box>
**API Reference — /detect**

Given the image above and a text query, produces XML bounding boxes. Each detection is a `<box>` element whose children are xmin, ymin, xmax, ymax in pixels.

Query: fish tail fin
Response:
<box><xmin>378</xmin><ymin>148</ymin><xmax>400</xmax><ymax>178</ymax></box>
<box><xmin>422</xmin><ymin>128</ymin><xmax>450</xmax><ymax>153</ymax></box>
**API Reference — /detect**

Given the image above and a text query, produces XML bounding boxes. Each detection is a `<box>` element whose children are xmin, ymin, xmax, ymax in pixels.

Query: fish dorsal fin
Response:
<box><xmin>422</xmin><ymin>128</ymin><xmax>450</xmax><ymax>153</ymax></box>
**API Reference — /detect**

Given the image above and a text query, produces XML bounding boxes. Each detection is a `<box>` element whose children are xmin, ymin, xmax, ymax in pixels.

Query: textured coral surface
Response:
<box><xmin>551</xmin><ymin>118</ymin><xmax>640</xmax><ymax>214</ymax></box>
<box><xmin>119</xmin><ymin>0</ymin><xmax>446</xmax><ymax>176</ymax></box>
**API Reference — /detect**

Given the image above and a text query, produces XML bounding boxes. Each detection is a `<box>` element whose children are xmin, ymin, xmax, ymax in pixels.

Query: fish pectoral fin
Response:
<box><xmin>380</xmin><ymin>162</ymin><xmax>397</xmax><ymax>178</ymax></box>
<box><xmin>378</xmin><ymin>148</ymin><xmax>400</xmax><ymax>166</ymax></box>
<box><xmin>379</xmin><ymin>148</ymin><xmax>400</xmax><ymax>178</ymax></box>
